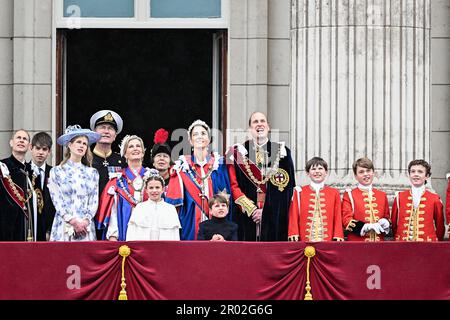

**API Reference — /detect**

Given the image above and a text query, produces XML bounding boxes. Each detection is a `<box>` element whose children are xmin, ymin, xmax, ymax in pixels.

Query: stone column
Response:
<box><xmin>291</xmin><ymin>0</ymin><xmax>431</xmax><ymax>196</ymax></box>
<box><xmin>228</xmin><ymin>0</ymin><xmax>292</xmax><ymax>146</ymax></box>
<box><xmin>12</xmin><ymin>0</ymin><xmax>52</xmax><ymax>141</ymax></box>
<box><xmin>0</xmin><ymin>0</ymin><xmax>14</xmax><ymax>157</ymax></box>
<box><xmin>228</xmin><ymin>0</ymin><xmax>269</xmax><ymax>144</ymax></box>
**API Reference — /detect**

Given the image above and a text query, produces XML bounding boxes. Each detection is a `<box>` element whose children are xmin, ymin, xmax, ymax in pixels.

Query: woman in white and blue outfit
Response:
<box><xmin>48</xmin><ymin>125</ymin><xmax>100</xmax><ymax>241</ymax></box>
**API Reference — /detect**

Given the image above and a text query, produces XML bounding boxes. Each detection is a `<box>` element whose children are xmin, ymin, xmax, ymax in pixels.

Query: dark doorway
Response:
<box><xmin>63</xmin><ymin>29</ymin><xmax>222</xmax><ymax>165</ymax></box>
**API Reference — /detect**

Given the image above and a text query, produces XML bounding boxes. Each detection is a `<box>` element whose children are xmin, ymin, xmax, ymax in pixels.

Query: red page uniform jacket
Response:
<box><xmin>288</xmin><ymin>185</ymin><xmax>344</xmax><ymax>241</ymax></box>
<box><xmin>391</xmin><ymin>189</ymin><xmax>445</xmax><ymax>241</ymax></box>
<box><xmin>342</xmin><ymin>187</ymin><xmax>390</xmax><ymax>241</ymax></box>
<box><xmin>446</xmin><ymin>174</ymin><xmax>450</xmax><ymax>237</ymax></box>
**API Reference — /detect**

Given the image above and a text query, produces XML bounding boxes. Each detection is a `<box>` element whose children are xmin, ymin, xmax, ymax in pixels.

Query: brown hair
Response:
<box><xmin>408</xmin><ymin>159</ymin><xmax>431</xmax><ymax>177</ymax></box>
<box><xmin>60</xmin><ymin>135</ymin><xmax>93</xmax><ymax>167</ymax></box>
<box><xmin>305</xmin><ymin>157</ymin><xmax>328</xmax><ymax>172</ymax></box>
<box><xmin>352</xmin><ymin>157</ymin><xmax>374</xmax><ymax>175</ymax></box>
<box><xmin>208</xmin><ymin>193</ymin><xmax>229</xmax><ymax>209</ymax></box>
<box><xmin>31</xmin><ymin>131</ymin><xmax>52</xmax><ymax>149</ymax></box>
<box><xmin>248</xmin><ymin>111</ymin><xmax>268</xmax><ymax>127</ymax></box>
<box><xmin>144</xmin><ymin>174</ymin><xmax>165</xmax><ymax>188</ymax></box>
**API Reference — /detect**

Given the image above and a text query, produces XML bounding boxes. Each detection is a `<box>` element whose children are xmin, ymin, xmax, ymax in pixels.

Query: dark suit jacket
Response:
<box><xmin>28</xmin><ymin>163</ymin><xmax>56</xmax><ymax>241</ymax></box>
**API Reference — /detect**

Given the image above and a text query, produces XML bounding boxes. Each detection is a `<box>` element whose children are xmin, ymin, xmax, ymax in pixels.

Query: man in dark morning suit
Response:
<box><xmin>28</xmin><ymin>132</ymin><xmax>56</xmax><ymax>241</ymax></box>
<box><xmin>0</xmin><ymin>129</ymin><xmax>32</xmax><ymax>241</ymax></box>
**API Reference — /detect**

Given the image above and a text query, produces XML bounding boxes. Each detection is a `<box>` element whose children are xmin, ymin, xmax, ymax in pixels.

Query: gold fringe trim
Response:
<box><xmin>304</xmin><ymin>246</ymin><xmax>316</xmax><ymax>300</ymax></box>
<box><xmin>118</xmin><ymin>245</ymin><xmax>131</xmax><ymax>300</ymax></box>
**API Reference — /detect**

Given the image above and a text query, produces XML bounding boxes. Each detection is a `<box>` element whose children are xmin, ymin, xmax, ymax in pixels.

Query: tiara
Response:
<box><xmin>119</xmin><ymin>135</ymin><xmax>132</xmax><ymax>157</ymax></box>
<box><xmin>187</xmin><ymin>119</ymin><xmax>210</xmax><ymax>137</ymax></box>
<box><xmin>216</xmin><ymin>189</ymin><xmax>231</xmax><ymax>202</ymax></box>
<box><xmin>143</xmin><ymin>168</ymin><xmax>161</xmax><ymax>180</ymax></box>
<box><xmin>143</xmin><ymin>168</ymin><xmax>165</xmax><ymax>186</ymax></box>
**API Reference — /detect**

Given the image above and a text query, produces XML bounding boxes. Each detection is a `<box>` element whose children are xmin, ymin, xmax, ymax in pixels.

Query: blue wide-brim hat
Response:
<box><xmin>57</xmin><ymin>125</ymin><xmax>101</xmax><ymax>146</ymax></box>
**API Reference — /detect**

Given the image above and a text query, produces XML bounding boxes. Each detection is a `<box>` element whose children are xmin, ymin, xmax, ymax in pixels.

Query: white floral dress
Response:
<box><xmin>48</xmin><ymin>160</ymin><xmax>99</xmax><ymax>241</ymax></box>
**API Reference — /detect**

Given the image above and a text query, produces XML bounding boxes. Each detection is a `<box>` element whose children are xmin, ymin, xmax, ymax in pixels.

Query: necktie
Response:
<box><xmin>39</xmin><ymin>168</ymin><xmax>45</xmax><ymax>189</ymax></box>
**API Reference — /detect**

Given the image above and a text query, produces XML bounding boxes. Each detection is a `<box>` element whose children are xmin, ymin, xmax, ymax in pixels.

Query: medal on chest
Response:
<box><xmin>131</xmin><ymin>176</ymin><xmax>144</xmax><ymax>202</ymax></box>
<box><xmin>270</xmin><ymin>168</ymin><xmax>289</xmax><ymax>192</ymax></box>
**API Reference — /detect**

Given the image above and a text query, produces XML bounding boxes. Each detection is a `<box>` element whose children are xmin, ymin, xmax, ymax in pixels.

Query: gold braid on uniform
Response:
<box><xmin>235</xmin><ymin>195</ymin><xmax>258</xmax><ymax>217</ymax></box>
<box><xmin>345</xmin><ymin>219</ymin><xmax>357</xmax><ymax>232</ymax></box>
<box><xmin>5</xmin><ymin>174</ymin><xmax>35</xmax><ymax>204</ymax></box>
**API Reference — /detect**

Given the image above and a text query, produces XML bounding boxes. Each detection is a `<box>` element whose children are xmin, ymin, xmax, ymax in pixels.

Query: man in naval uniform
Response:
<box><xmin>226</xmin><ymin>111</ymin><xmax>295</xmax><ymax>241</ymax></box>
<box><xmin>90</xmin><ymin>110</ymin><xmax>125</xmax><ymax>239</ymax></box>
<box><xmin>90</xmin><ymin>110</ymin><xmax>125</xmax><ymax>194</ymax></box>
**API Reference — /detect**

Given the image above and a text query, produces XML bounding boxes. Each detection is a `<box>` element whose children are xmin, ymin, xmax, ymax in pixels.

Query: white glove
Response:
<box><xmin>360</xmin><ymin>223</ymin><xmax>373</xmax><ymax>236</ymax></box>
<box><xmin>371</xmin><ymin>223</ymin><xmax>385</xmax><ymax>235</ymax></box>
<box><xmin>377</xmin><ymin>218</ymin><xmax>390</xmax><ymax>233</ymax></box>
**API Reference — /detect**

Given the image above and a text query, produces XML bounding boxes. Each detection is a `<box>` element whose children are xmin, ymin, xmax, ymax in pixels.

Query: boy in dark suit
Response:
<box><xmin>29</xmin><ymin>132</ymin><xmax>56</xmax><ymax>241</ymax></box>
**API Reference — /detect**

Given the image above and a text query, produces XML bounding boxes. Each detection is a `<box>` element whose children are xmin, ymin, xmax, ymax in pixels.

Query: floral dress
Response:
<box><xmin>48</xmin><ymin>160</ymin><xmax>99</xmax><ymax>241</ymax></box>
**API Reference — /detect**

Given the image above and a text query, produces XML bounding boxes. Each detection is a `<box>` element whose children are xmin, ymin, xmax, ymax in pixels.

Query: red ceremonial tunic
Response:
<box><xmin>288</xmin><ymin>185</ymin><xmax>344</xmax><ymax>241</ymax></box>
<box><xmin>342</xmin><ymin>187</ymin><xmax>390</xmax><ymax>241</ymax></box>
<box><xmin>391</xmin><ymin>189</ymin><xmax>445</xmax><ymax>241</ymax></box>
<box><xmin>446</xmin><ymin>178</ymin><xmax>450</xmax><ymax>235</ymax></box>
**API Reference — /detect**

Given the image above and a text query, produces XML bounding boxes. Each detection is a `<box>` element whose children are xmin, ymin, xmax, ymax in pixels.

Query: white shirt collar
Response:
<box><xmin>310</xmin><ymin>181</ymin><xmax>324</xmax><ymax>193</ymax></box>
<box><xmin>357</xmin><ymin>183</ymin><xmax>372</xmax><ymax>191</ymax></box>
<box><xmin>31</xmin><ymin>162</ymin><xmax>46</xmax><ymax>173</ymax></box>
<box><xmin>253</xmin><ymin>138</ymin><xmax>269</xmax><ymax>148</ymax></box>
<box><xmin>411</xmin><ymin>185</ymin><xmax>426</xmax><ymax>208</ymax></box>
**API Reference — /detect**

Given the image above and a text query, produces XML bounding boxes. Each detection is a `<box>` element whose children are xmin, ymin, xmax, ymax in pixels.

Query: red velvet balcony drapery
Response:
<box><xmin>0</xmin><ymin>242</ymin><xmax>448</xmax><ymax>300</ymax></box>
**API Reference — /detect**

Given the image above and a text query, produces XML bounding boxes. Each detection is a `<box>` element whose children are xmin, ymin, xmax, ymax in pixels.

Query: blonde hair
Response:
<box><xmin>60</xmin><ymin>135</ymin><xmax>93</xmax><ymax>167</ymax></box>
<box><xmin>120</xmin><ymin>135</ymin><xmax>146</xmax><ymax>160</ymax></box>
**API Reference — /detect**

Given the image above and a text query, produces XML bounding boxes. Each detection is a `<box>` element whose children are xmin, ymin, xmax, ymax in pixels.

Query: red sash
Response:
<box><xmin>234</xmin><ymin>148</ymin><xmax>267</xmax><ymax>194</ymax></box>
<box><xmin>0</xmin><ymin>176</ymin><xmax>27</xmax><ymax>217</ymax></box>
<box><xmin>179</xmin><ymin>172</ymin><xmax>210</xmax><ymax>217</ymax></box>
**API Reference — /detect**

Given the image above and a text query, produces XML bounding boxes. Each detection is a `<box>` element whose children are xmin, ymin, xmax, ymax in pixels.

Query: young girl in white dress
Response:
<box><xmin>126</xmin><ymin>169</ymin><xmax>181</xmax><ymax>240</ymax></box>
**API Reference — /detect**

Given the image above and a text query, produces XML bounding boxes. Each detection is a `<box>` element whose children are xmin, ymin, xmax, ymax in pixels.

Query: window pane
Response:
<box><xmin>151</xmin><ymin>0</ymin><xmax>221</xmax><ymax>18</ymax></box>
<box><xmin>63</xmin><ymin>0</ymin><xmax>134</xmax><ymax>18</ymax></box>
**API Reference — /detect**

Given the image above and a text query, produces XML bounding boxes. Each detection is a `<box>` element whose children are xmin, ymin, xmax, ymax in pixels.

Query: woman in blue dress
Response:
<box><xmin>48</xmin><ymin>125</ymin><xmax>100</xmax><ymax>241</ymax></box>
<box><xmin>96</xmin><ymin>135</ymin><xmax>150</xmax><ymax>241</ymax></box>
<box><xmin>166</xmin><ymin>120</ymin><xmax>232</xmax><ymax>240</ymax></box>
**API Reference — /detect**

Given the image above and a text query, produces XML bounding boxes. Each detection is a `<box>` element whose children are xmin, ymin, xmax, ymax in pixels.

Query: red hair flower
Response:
<box><xmin>154</xmin><ymin>128</ymin><xmax>169</xmax><ymax>144</ymax></box>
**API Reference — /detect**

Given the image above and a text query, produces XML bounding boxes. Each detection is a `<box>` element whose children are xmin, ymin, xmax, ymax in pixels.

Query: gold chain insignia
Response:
<box><xmin>270</xmin><ymin>168</ymin><xmax>289</xmax><ymax>192</ymax></box>
<box><xmin>35</xmin><ymin>188</ymin><xmax>44</xmax><ymax>214</ymax></box>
